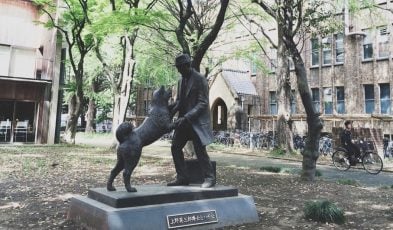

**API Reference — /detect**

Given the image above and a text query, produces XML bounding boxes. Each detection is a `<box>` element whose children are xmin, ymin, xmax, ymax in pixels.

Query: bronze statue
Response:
<box><xmin>107</xmin><ymin>86</ymin><xmax>175</xmax><ymax>192</ymax></box>
<box><xmin>167</xmin><ymin>53</ymin><xmax>216</xmax><ymax>188</ymax></box>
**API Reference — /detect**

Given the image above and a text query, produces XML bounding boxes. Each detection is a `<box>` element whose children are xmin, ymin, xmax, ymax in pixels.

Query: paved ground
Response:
<box><xmin>141</xmin><ymin>142</ymin><xmax>393</xmax><ymax>188</ymax></box>
<box><xmin>75</xmin><ymin>133</ymin><xmax>393</xmax><ymax>188</ymax></box>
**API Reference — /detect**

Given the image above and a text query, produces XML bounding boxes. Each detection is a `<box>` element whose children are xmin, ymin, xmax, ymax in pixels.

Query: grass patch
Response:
<box><xmin>269</xmin><ymin>148</ymin><xmax>298</xmax><ymax>157</ymax></box>
<box><xmin>380</xmin><ymin>185</ymin><xmax>393</xmax><ymax>190</ymax></box>
<box><xmin>259</xmin><ymin>166</ymin><xmax>282</xmax><ymax>173</ymax></box>
<box><xmin>304</xmin><ymin>200</ymin><xmax>345</xmax><ymax>224</ymax></box>
<box><xmin>207</xmin><ymin>143</ymin><xmax>228</xmax><ymax>151</ymax></box>
<box><xmin>337</xmin><ymin>179</ymin><xmax>359</xmax><ymax>186</ymax></box>
<box><xmin>270</xmin><ymin>148</ymin><xmax>286</xmax><ymax>156</ymax></box>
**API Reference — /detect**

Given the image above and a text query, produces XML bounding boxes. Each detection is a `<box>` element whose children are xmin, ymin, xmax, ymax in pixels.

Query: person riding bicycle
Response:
<box><xmin>340</xmin><ymin>120</ymin><xmax>361</xmax><ymax>165</ymax></box>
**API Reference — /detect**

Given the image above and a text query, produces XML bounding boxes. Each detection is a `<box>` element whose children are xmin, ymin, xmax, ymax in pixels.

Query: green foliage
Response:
<box><xmin>337</xmin><ymin>179</ymin><xmax>359</xmax><ymax>186</ymax></box>
<box><xmin>270</xmin><ymin>148</ymin><xmax>286</xmax><ymax>156</ymax></box>
<box><xmin>91</xmin><ymin>8</ymin><xmax>168</xmax><ymax>38</ymax></box>
<box><xmin>304</xmin><ymin>200</ymin><xmax>345</xmax><ymax>224</ymax></box>
<box><xmin>135</xmin><ymin>55</ymin><xmax>178</xmax><ymax>88</ymax></box>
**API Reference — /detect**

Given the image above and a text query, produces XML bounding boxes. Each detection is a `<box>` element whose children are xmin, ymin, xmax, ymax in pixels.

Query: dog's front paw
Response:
<box><xmin>107</xmin><ymin>184</ymin><xmax>116</xmax><ymax>191</ymax></box>
<box><xmin>126</xmin><ymin>186</ymin><xmax>137</xmax><ymax>192</ymax></box>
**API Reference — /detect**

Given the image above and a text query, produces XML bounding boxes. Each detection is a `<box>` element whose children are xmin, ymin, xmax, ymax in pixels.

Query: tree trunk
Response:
<box><xmin>85</xmin><ymin>79</ymin><xmax>99</xmax><ymax>133</ymax></box>
<box><xmin>285</xmin><ymin>40</ymin><xmax>323</xmax><ymax>181</ymax></box>
<box><xmin>85</xmin><ymin>99</ymin><xmax>96</xmax><ymax>133</ymax></box>
<box><xmin>110</xmin><ymin>33</ymin><xmax>137</xmax><ymax>147</ymax></box>
<box><xmin>276</xmin><ymin>27</ymin><xmax>294</xmax><ymax>153</ymax></box>
<box><xmin>64</xmin><ymin>73</ymin><xmax>84</xmax><ymax>143</ymax></box>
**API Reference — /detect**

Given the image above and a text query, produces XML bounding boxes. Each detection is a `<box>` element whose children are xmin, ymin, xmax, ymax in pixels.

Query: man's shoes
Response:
<box><xmin>167</xmin><ymin>179</ymin><xmax>189</xmax><ymax>186</ymax></box>
<box><xmin>201</xmin><ymin>178</ymin><xmax>216</xmax><ymax>188</ymax></box>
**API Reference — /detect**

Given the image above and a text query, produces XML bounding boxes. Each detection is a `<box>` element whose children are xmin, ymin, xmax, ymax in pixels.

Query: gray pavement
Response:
<box><xmin>75</xmin><ymin>134</ymin><xmax>393</xmax><ymax>188</ymax></box>
<box><xmin>142</xmin><ymin>142</ymin><xmax>393</xmax><ymax>188</ymax></box>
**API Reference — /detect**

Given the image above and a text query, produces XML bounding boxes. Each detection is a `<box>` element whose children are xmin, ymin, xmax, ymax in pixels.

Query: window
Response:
<box><xmin>363</xmin><ymin>29</ymin><xmax>373</xmax><ymax>60</ymax></box>
<box><xmin>312</xmin><ymin>88</ymin><xmax>320</xmax><ymax>113</ymax></box>
<box><xmin>248</xmin><ymin>105</ymin><xmax>253</xmax><ymax>115</ymax></box>
<box><xmin>364</xmin><ymin>84</ymin><xmax>375</xmax><ymax>114</ymax></box>
<box><xmin>269</xmin><ymin>91</ymin><xmax>277</xmax><ymax>115</ymax></box>
<box><xmin>217</xmin><ymin>105</ymin><xmax>222</xmax><ymax>124</ymax></box>
<box><xmin>380</xmin><ymin>83</ymin><xmax>391</xmax><ymax>114</ymax></box>
<box><xmin>336</xmin><ymin>86</ymin><xmax>345</xmax><ymax>114</ymax></box>
<box><xmin>9</xmin><ymin>47</ymin><xmax>36</xmax><ymax>78</ymax></box>
<box><xmin>323</xmin><ymin>87</ymin><xmax>333</xmax><ymax>114</ymax></box>
<box><xmin>322</xmin><ymin>37</ymin><xmax>332</xmax><ymax>65</ymax></box>
<box><xmin>378</xmin><ymin>26</ymin><xmax>389</xmax><ymax>58</ymax></box>
<box><xmin>335</xmin><ymin>33</ymin><xmax>344</xmax><ymax>64</ymax></box>
<box><xmin>0</xmin><ymin>45</ymin><xmax>11</xmax><ymax>76</ymax></box>
<box><xmin>250</xmin><ymin>53</ymin><xmax>258</xmax><ymax>76</ymax></box>
<box><xmin>311</xmin><ymin>38</ymin><xmax>319</xmax><ymax>66</ymax></box>
<box><xmin>290</xmin><ymin>90</ymin><xmax>296</xmax><ymax>114</ymax></box>
<box><xmin>270</xmin><ymin>48</ymin><xmax>277</xmax><ymax>72</ymax></box>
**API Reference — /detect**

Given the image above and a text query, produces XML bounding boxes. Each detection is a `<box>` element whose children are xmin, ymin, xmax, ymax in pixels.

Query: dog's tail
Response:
<box><xmin>115</xmin><ymin>122</ymin><xmax>134</xmax><ymax>143</ymax></box>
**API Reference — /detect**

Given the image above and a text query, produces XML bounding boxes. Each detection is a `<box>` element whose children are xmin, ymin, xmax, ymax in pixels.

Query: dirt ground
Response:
<box><xmin>0</xmin><ymin>145</ymin><xmax>393</xmax><ymax>230</ymax></box>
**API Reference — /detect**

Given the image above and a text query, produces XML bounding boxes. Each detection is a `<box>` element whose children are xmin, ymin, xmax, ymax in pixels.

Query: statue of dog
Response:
<box><xmin>107</xmin><ymin>86</ymin><xmax>175</xmax><ymax>192</ymax></box>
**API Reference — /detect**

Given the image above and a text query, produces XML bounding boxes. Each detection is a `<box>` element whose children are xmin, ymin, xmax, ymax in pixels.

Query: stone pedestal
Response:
<box><xmin>68</xmin><ymin>185</ymin><xmax>259</xmax><ymax>230</ymax></box>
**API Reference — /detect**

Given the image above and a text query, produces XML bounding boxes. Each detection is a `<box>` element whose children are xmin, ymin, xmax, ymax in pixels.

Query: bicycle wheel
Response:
<box><xmin>332</xmin><ymin>149</ymin><xmax>351</xmax><ymax>171</ymax></box>
<box><xmin>362</xmin><ymin>152</ymin><xmax>383</xmax><ymax>175</ymax></box>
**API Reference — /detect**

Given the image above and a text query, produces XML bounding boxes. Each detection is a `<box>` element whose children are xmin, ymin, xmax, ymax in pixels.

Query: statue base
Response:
<box><xmin>67</xmin><ymin>185</ymin><xmax>259</xmax><ymax>230</ymax></box>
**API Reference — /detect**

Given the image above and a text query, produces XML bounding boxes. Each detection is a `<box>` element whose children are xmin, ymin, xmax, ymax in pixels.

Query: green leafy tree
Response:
<box><xmin>92</xmin><ymin>0</ymin><xmax>162</xmax><ymax>146</ymax></box>
<box><xmin>34</xmin><ymin>0</ymin><xmax>96</xmax><ymax>143</ymax></box>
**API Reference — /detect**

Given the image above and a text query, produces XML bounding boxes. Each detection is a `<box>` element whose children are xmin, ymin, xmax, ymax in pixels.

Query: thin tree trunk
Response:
<box><xmin>85</xmin><ymin>78</ymin><xmax>99</xmax><ymax>133</ymax></box>
<box><xmin>85</xmin><ymin>99</ymin><xmax>96</xmax><ymax>133</ymax></box>
<box><xmin>110</xmin><ymin>33</ymin><xmax>137</xmax><ymax>147</ymax></box>
<box><xmin>64</xmin><ymin>71</ymin><xmax>84</xmax><ymax>144</ymax></box>
<box><xmin>285</xmin><ymin>41</ymin><xmax>323</xmax><ymax>181</ymax></box>
<box><xmin>276</xmin><ymin>27</ymin><xmax>294</xmax><ymax>153</ymax></box>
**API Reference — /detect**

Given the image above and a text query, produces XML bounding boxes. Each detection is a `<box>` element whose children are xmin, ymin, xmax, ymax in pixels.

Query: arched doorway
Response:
<box><xmin>212</xmin><ymin>98</ymin><xmax>228</xmax><ymax>131</ymax></box>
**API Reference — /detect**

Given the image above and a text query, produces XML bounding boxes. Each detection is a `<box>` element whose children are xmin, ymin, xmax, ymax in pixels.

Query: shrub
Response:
<box><xmin>259</xmin><ymin>166</ymin><xmax>282</xmax><ymax>173</ymax></box>
<box><xmin>304</xmin><ymin>200</ymin><xmax>345</xmax><ymax>224</ymax></box>
<box><xmin>270</xmin><ymin>148</ymin><xmax>286</xmax><ymax>156</ymax></box>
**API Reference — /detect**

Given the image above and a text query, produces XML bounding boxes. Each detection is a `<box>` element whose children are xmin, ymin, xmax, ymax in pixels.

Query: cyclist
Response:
<box><xmin>340</xmin><ymin>120</ymin><xmax>361</xmax><ymax>165</ymax></box>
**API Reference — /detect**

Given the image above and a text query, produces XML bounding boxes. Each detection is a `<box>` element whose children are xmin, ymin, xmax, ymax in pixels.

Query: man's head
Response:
<box><xmin>344</xmin><ymin>120</ymin><xmax>352</xmax><ymax>129</ymax></box>
<box><xmin>175</xmin><ymin>53</ymin><xmax>192</xmax><ymax>77</ymax></box>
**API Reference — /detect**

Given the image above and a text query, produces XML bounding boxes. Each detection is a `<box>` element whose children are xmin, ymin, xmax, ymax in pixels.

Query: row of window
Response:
<box><xmin>310</xmin><ymin>26</ymin><xmax>390</xmax><ymax>67</ymax></box>
<box><xmin>269</xmin><ymin>84</ymin><xmax>391</xmax><ymax>115</ymax></box>
<box><xmin>269</xmin><ymin>91</ymin><xmax>297</xmax><ymax>115</ymax></box>
<box><xmin>0</xmin><ymin>45</ymin><xmax>43</xmax><ymax>79</ymax></box>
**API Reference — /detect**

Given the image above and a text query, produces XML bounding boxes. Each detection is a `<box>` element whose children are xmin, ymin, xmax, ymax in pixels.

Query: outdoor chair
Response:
<box><xmin>0</xmin><ymin>120</ymin><xmax>11</xmax><ymax>142</ymax></box>
<box><xmin>14</xmin><ymin>120</ymin><xmax>29</xmax><ymax>142</ymax></box>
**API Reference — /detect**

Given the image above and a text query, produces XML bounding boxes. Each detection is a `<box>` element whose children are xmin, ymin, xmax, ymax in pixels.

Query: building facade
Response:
<box><xmin>256</xmin><ymin>1</ymin><xmax>393</xmax><ymax>139</ymax></box>
<box><xmin>0</xmin><ymin>0</ymin><xmax>62</xmax><ymax>144</ymax></box>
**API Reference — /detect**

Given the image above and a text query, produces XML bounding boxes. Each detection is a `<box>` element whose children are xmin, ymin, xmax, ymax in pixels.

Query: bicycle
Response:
<box><xmin>332</xmin><ymin>147</ymin><xmax>383</xmax><ymax>174</ymax></box>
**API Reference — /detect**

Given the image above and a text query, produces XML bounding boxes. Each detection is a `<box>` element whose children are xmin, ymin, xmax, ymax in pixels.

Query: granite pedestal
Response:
<box><xmin>68</xmin><ymin>185</ymin><xmax>259</xmax><ymax>230</ymax></box>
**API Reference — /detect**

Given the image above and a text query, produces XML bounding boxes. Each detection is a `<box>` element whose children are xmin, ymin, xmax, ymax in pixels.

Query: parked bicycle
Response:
<box><xmin>319</xmin><ymin>136</ymin><xmax>333</xmax><ymax>156</ymax></box>
<box><xmin>332</xmin><ymin>144</ymin><xmax>383</xmax><ymax>174</ymax></box>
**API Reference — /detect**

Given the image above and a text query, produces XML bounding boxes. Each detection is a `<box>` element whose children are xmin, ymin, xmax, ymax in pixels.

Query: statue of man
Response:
<box><xmin>168</xmin><ymin>53</ymin><xmax>216</xmax><ymax>188</ymax></box>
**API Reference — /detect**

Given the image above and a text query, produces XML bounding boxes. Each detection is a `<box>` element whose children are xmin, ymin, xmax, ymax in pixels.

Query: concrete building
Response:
<box><xmin>0</xmin><ymin>0</ymin><xmax>62</xmax><ymax>144</ymax></box>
